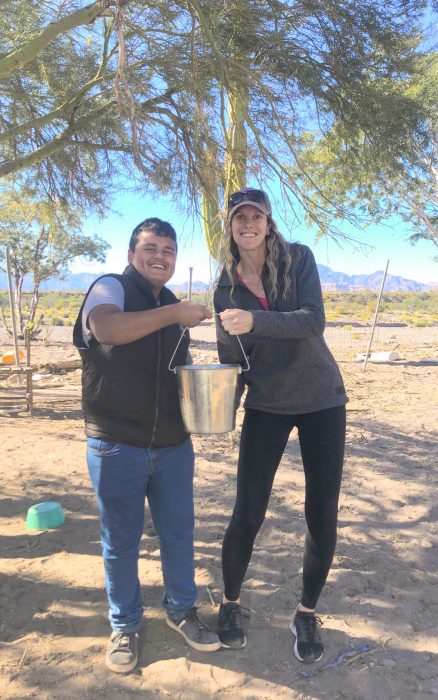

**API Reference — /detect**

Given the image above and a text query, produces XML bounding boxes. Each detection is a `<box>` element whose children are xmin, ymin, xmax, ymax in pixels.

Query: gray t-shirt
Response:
<box><xmin>81</xmin><ymin>276</ymin><xmax>125</xmax><ymax>346</ymax></box>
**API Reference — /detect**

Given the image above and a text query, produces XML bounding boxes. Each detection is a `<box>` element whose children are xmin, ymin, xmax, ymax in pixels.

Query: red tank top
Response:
<box><xmin>236</xmin><ymin>272</ymin><xmax>269</xmax><ymax>310</ymax></box>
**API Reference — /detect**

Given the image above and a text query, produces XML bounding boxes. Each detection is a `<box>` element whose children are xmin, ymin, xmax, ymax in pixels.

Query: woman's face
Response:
<box><xmin>231</xmin><ymin>204</ymin><xmax>269</xmax><ymax>252</ymax></box>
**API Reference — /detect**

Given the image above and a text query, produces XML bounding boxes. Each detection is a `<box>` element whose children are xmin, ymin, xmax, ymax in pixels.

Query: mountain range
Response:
<box><xmin>0</xmin><ymin>265</ymin><xmax>433</xmax><ymax>292</ymax></box>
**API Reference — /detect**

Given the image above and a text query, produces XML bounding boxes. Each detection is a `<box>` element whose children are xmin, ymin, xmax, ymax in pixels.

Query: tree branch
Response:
<box><xmin>64</xmin><ymin>139</ymin><xmax>131</xmax><ymax>152</ymax></box>
<box><xmin>0</xmin><ymin>101</ymin><xmax>118</xmax><ymax>176</ymax></box>
<box><xmin>0</xmin><ymin>1</ymin><xmax>111</xmax><ymax>78</ymax></box>
<box><xmin>0</xmin><ymin>77</ymin><xmax>108</xmax><ymax>144</ymax></box>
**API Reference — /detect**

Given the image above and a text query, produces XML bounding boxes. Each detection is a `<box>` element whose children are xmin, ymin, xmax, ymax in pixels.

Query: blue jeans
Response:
<box><xmin>87</xmin><ymin>437</ymin><xmax>197</xmax><ymax>632</ymax></box>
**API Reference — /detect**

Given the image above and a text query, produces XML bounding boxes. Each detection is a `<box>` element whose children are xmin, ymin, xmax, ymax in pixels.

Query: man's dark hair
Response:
<box><xmin>129</xmin><ymin>217</ymin><xmax>178</xmax><ymax>252</ymax></box>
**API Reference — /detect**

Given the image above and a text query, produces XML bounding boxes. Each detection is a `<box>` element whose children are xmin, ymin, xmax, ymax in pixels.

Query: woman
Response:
<box><xmin>214</xmin><ymin>188</ymin><xmax>348</xmax><ymax>663</ymax></box>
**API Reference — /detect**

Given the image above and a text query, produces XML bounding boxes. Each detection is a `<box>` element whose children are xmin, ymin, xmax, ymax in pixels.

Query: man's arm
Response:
<box><xmin>89</xmin><ymin>301</ymin><xmax>211</xmax><ymax>346</ymax></box>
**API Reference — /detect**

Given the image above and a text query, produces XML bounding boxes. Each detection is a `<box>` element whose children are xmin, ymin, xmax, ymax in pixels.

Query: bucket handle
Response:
<box><xmin>168</xmin><ymin>326</ymin><xmax>250</xmax><ymax>373</ymax></box>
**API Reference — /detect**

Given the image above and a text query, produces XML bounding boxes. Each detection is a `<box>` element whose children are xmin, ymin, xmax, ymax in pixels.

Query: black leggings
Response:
<box><xmin>222</xmin><ymin>405</ymin><xmax>346</xmax><ymax>608</ymax></box>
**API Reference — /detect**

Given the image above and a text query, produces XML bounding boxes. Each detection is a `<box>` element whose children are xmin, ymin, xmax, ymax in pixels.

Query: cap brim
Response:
<box><xmin>228</xmin><ymin>200</ymin><xmax>271</xmax><ymax>219</ymax></box>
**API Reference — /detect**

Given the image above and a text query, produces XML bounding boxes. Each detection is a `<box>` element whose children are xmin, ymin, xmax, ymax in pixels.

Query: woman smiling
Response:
<box><xmin>214</xmin><ymin>188</ymin><xmax>348</xmax><ymax>664</ymax></box>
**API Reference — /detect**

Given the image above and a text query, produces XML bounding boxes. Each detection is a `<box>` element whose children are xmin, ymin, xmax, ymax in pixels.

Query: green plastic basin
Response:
<box><xmin>26</xmin><ymin>502</ymin><xmax>65</xmax><ymax>530</ymax></box>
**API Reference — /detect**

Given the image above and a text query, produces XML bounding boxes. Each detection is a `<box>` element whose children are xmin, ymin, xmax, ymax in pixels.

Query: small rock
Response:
<box><xmin>380</xmin><ymin>658</ymin><xmax>397</xmax><ymax>667</ymax></box>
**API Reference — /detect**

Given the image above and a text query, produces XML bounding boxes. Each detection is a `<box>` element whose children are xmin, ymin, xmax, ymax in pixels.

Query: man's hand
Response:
<box><xmin>175</xmin><ymin>301</ymin><xmax>212</xmax><ymax>327</ymax></box>
<box><xmin>220</xmin><ymin>308</ymin><xmax>254</xmax><ymax>335</ymax></box>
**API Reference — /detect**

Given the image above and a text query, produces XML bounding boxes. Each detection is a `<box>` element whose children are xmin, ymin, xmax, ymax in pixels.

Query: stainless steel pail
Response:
<box><xmin>174</xmin><ymin>363</ymin><xmax>242</xmax><ymax>434</ymax></box>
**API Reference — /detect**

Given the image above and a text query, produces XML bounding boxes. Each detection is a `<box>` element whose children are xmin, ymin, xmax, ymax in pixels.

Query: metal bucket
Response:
<box><xmin>173</xmin><ymin>363</ymin><xmax>242</xmax><ymax>434</ymax></box>
<box><xmin>169</xmin><ymin>326</ymin><xmax>249</xmax><ymax>435</ymax></box>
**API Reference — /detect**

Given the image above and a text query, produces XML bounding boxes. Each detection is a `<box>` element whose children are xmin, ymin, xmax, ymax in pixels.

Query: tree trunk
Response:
<box><xmin>224</xmin><ymin>80</ymin><xmax>248</xmax><ymax>202</ymax></box>
<box><xmin>0</xmin><ymin>302</ymin><xmax>12</xmax><ymax>335</ymax></box>
<box><xmin>28</xmin><ymin>280</ymin><xmax>41</xmax><ymax>327</ymax></box>
<box><xmin>13</xmin><ymin>274</ymin><xmax>24</xmax><ymax>334</ymax></box>
<box><xmin>200</xmin><ymin>142</ymin><xmax>223</xmax><ymax>259</ymax></box>
<box><xmin>200</xmin><ymin>80</ymin><xmax>249</xmax><ymax>260</ymax></box>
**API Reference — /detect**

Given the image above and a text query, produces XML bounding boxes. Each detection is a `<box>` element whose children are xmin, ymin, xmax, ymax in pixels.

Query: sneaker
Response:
<box><xmin>217</xmin><ymin>602</ymin><xmax>249</xmax><ymax>649</ymax></box>
<box><xmin>105</xmin><ymin>631</ymin><xmax>139</xmax><ymax>673</ymax></box>
<box><xmin>166</xmin><ymin>607</ymin><xmax>221</xmax><ymax>652</ymax></box>
<box><xmin>290</xmin><ymin>610</ymin><xmax>324</xmax><ymax>663</ymax></box>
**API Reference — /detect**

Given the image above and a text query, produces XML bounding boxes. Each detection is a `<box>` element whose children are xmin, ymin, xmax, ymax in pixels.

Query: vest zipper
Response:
<box><xmin>149</xmin><ymin>330</ymin><xmax>161</xmax><ymax>448</ymax></box>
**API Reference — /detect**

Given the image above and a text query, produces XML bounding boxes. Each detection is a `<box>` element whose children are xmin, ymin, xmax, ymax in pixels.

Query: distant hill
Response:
<box><xmin>168</xmin><ymin>280</ymin><xmax>211</xmax><ymax>293</ymax></box>
<box><xmin>0</xmin><ymin>266</ymin><xmax>432</xmax><ymax>292</ymax></box>
<box><xmin>0</xmin><ymin>271</ymin><xmax>103</xmax><ymax>292</ymax></box>
<box><xmin>316</xmin><ymin>265</ymin><xmax>430</xmax><ymax>292</ymax></box>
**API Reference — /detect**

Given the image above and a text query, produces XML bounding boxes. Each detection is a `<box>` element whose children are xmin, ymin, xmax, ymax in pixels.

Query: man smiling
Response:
<box><xmin>73</xmin><ymin>218</ymin><xmax>219</xmax><ymax>674</ymax></box>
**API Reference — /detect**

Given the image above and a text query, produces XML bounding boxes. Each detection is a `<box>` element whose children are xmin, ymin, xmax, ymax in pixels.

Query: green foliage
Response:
<box><xmin>0</xmin><ymin>185</ymin><xmax>109</xmax><ymax>331</ymax></box>
<box><xmin>323</xmin><ymin>290</ymin><xmax>438</xmax><ymax>324</ymax></box>
<box><xmin>0</xmin><ymin>0</ymin><xmax>435</xmax><ymax>250</ymax></box>
<box><xmin>288</xmin><ymin>52</ymin><xmax>438</xmax><ymax>247</ymax></box>
<box><xmin>1</xmin><ymin>289</ymin><xmax>436</xmax><ymax>327</ymax></box>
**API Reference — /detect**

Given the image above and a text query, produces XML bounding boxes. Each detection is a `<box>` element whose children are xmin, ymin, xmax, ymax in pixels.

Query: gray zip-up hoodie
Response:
<box><xmin>214</xmin><ymin>243</ymin><xmax>348</xmax><ymax>415</ymax></box>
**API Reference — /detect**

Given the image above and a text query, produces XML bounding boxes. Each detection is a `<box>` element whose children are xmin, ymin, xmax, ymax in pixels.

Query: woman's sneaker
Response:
<box><xmin>105</xmin><ymin>631</ymin><xmax>139</xmax><ymax>673</ymax></box>
<box><xmin>217</xmin><ymin>602</ymin><xmax>249</xmax><ymax>649</ymax></box>
<box><xmin>290</xmin><ymin>610</ymin><xmax>324</xmax><ymax>663</ymax></box>
<box><xmin>166</xmin><ymin>607</ymin><xmax>221</xmax><ymax>652</ymax></box>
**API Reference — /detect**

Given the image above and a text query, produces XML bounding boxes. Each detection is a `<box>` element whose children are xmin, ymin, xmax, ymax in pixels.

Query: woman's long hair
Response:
<box><xmin>218</xmin><ymin>214</ymin><xmax>292</xmax><ymax>301</ymax></box>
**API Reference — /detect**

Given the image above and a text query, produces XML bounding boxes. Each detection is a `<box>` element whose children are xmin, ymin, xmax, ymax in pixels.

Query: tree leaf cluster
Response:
<box><xmin>0</xmin><ymin>183</ymin><xmax>109</xmax><ymax>331</ymax></box>
<box><xmin>0</xmin><ymin>0</ymin><xmax>435</xmax><ymax>243</ymax></box>
<box><xmin>287</xmin><ymin>51</ymin><xmax>437</xmax><ymax>245</ymax></box>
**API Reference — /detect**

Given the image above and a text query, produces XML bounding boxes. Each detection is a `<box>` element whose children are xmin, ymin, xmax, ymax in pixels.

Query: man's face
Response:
<box><xmin>128</xmin><ymin>230</ymin><xmax>177</xmax><ymax>293</ymax></box>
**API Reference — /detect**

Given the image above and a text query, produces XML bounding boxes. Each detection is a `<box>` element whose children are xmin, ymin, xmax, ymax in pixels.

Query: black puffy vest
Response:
<box><xmin>73</xmin><ymin>264</ymin><xmax>190</xmax><ymax>448</ymax></box>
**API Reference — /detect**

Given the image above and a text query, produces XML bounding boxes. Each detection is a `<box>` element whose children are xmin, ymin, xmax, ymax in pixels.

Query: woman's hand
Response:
<box><xmin>219</xmin><ymin>308</ymin><xmax>254</xmax><ymax>335</ymax></box>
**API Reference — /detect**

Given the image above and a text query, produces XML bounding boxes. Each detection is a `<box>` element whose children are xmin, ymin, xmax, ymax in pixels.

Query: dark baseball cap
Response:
<box><xmin>227</xmin><ymin>188</ymin><xmax>272</xmax><ymax>219</ymax></box>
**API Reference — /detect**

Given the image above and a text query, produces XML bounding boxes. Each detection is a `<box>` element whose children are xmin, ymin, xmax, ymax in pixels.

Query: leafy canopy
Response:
<box><xmin>0</xmin><ymin>0</ymin><xmax>435</xmax><ymax>246</ymax></box>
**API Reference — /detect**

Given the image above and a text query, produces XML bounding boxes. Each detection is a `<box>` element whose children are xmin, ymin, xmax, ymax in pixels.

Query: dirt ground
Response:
<box><xmin>0</xmin><ymin>323</ymin><xmax>437</xmax><ymax>699</ymax></box>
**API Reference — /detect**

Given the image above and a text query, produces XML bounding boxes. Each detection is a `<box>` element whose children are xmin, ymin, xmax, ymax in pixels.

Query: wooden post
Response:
<box><xmin>363</xmin><ymin>260</ymin><xmax>390</xmax><ymax>371</ymax></box>
<box><xmin>188</xmin><ymin>267</ymin><xmax>193</xmax><ymax>301</ymax></box>
<box><xmin>5</xmin><ymin>246</ymin><xmax>21</xmax><ymax>367</ymax></box>
<box><xmin>25</xmin><ymin>328</ymin><xmax>33</xmax><ymax>415</ymax></box>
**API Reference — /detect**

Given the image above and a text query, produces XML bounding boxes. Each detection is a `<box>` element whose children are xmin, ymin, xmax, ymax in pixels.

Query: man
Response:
<box><xmin>73</xmin><ymin>217</ymin><xmax>220</xmax><ymax>674</ymax></box>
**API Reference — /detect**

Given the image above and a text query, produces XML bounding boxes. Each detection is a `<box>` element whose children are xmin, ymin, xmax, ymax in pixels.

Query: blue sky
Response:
<box><xmin>73</xmin><ymin>191</ymin><xmax>438</xmax><ymax>285</ymax></box>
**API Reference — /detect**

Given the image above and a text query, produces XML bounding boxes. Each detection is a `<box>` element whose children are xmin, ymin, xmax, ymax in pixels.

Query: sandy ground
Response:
<box><xmin>0</xmin><ymin>323</ymin><xmax>437</xmax><ymax>699</ymax></box>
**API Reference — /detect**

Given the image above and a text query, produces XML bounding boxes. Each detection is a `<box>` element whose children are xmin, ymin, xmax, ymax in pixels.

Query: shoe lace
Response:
<box><xmin>296</xmin><ymin>614</ymin><xmax>322</xmax><ymax>643</ymax></box>
<box><xmin>185</xmin><ymin>607</ymin><xmax>209</xmax><ymax>631</ymax></box>
<box><xmin>112</xmin><ymin>632</ymin><xmax>135</xmax><ymax>652</ymax></box>
<box><xmin>222</xmin><ymin>603</ymin><xmax>251</xmax><ymax>629</ymax></box>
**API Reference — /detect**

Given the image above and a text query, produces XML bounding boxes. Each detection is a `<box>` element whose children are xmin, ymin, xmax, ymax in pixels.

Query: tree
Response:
<box><xmin>0</xmin><ymin>184</ymin><xmax>109</xmax><ymax>333</ymax></box>
<box><xmin>285</xmin><ymin>52</ymin><xmax>438</xmax><ymax>248</ymax></box>
<box><xmin>0</xmin><ymin>0</ymin><xmax>434</xmax><ymax>255</ymax></box>
<box><xmin>0</xmin><ymin>1</ymin><xmax>130</xmax><ymax>215</ymax></box>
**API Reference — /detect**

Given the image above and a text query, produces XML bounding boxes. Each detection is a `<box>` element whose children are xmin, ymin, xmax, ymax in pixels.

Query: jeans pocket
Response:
<box><xmin>87</xmin><ymin>438</ymin><xmax>120</xmax><ymax>456</ymax></box>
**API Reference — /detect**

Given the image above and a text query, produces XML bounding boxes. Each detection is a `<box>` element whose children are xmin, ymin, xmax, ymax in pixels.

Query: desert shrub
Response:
<box><xmin>51</xmin><ymin>317</ymin><xmax>64</xmax><ymax>326</ymax></box>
